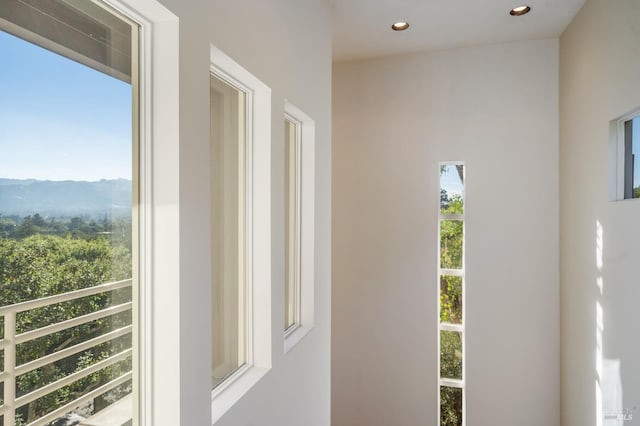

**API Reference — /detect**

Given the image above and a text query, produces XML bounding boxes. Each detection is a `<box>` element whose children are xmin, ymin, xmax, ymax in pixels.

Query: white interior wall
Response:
<box><xmin>560</xmin><ymin>1</ymin><xmax>640</xmax><ymax>425</ymax></box>
<box><xmin>152</xmin><ymin>0</ymin><xmax>332</xmax><ymax>424</ymax></box>
<box><xmin>332</xmin><ymin>39</ymin><xmax>559</xmax><ymax>426</ymax></box>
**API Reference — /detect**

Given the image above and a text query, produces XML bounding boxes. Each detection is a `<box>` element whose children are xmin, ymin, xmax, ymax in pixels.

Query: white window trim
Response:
<box><xmin>283</xmin><ymin>100</ymin><xmax>316</xmax><ymax>353</ymax></box>
<box><xmin>84</xmin><ymin>1</ymin><xmax>179</xmax><ymax>425</ymax></box>
<box><xmin>610</xmin><ymin>107</ymin><xmax>640</xmax><ymax>201</ymax></box>
<box><xmin>210</xmin><ymin>46</ymin><xmax>272</xmax><ymax>423</ymax></box>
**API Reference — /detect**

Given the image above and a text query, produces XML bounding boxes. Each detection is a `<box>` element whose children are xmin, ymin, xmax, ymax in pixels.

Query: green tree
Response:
<box><xmin>0</xmin><ymin>233</ymin><xmax>132</xmax><ymax>423</ymax></box>
<box><xmin>13</xmin><ymin>216</ymin><xmax>37</xmax><ymax>239</ymax></box>
<box><xmin>440</xmin><ymin>387</ymin><xmax>463</xmax><ymax>426</ymax></box>
<box><xmin>439</xmin><ymin>167</ymin><xmax>464</xmax><ymax>426</ymax></box>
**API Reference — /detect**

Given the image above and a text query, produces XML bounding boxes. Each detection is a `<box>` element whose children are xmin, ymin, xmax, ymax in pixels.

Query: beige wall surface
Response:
<box><xmin>151</xmin><ymin>0</ymin><xmax>332</xmax><ymax>424</ymax></box>
<box><xmin>332</xmin><ymin>39</ymin><xmax>559</xmax><ymax>426</ymax></box>
<box><xmin>560</xmin><ymin>1</ymin><xmax>640</xmax><ymax>425</ymax></box>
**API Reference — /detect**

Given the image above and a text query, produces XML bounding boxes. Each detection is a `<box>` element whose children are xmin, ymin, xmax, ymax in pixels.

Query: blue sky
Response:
<box><xmin>441</xmin><ymin>165</ymin><xmax>464</xmax><ymax>198</ymax></box>
<box><xmin>0</xmin><ymin>30</ymin><xmax>131</xmax><ymax>181</ymax></box>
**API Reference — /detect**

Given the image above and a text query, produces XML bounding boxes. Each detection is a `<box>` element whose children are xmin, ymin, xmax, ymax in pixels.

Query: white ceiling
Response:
<box><xmin>330</xmin><ymin>0</ymin><xmax>587</xmax><ymax>61</ymax></box>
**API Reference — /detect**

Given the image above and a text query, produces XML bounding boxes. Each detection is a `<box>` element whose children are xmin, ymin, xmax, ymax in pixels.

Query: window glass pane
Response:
<box><xmin>211</xmin><ymin>74</ymin><xmax>247</xmax><ymax>388</ymax></box>
<box><xmin>440</xmin><ymin>220</ymin><xmax>463</xmax><ymax>269</ymax></box>
<box><xmin>625</xmin><ymin>117</ymin><xmax>640</xmax><ymax>199</ymax></box>
<box><xmin>440</xmin><ymin>386</ymin><xmax>463</xmax><ymax>426</ymax></box>
<box><xmin>0</xmin><ymin>0</ymin><xmax>133</xmax><ymax>82</ymax></box>
<box><xmin>284</xmin><ymin>119</ymin><xmax>298</xmax><ymax>331</ymax></box>
<box><xmin>634</xmin><ymin>117</ymin><xmax>640</xmax><ymax>198</ymax></box>
<box><xmin>0</xmin><ymin>2</ymin><xmax>136</xmax><ymax>424</ymax></box>
<box><xmin>440</xmin><ymin>331</ymin><xmax>462</xmax><ymax>380</ymax></box>
<box><xmin>440</xmin><ymin>276</ymin><xmax>462</xmax><ymax>324</ymax></box>
<box><xmin>440</xmin><ymin>165</ymin><xmax>464</xmax><ymax>214</ymax></box>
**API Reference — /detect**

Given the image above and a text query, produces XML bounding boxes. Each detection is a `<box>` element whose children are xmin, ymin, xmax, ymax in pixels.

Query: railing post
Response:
<box><xmin>5</xmin><ymin>312</ymin><xmax>16</xmax><ymax>426</ymax></box>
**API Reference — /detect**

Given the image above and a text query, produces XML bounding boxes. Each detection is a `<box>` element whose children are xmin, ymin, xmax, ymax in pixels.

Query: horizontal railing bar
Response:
<box><xmin>0</xmin><ymin>370</ymin><xmax>10</xmax><ymax>383</ymax></box>
<box><xmin>439</xmin><ymin>213</ymin><xmax>464</xmax><ymax>221</ymax></box>
<box><xmin>0</xmin><ymin>403</ymin><xmax>7</xmax><ymax>416</ymax></box>
<box><xmin>439</xmin><ymin>323</ymin><xmax>464</xmax><ymax>333</ymax></box>
<box><xmin>439</xmin><ymin>268</ymin><xmax>463</xmax><ymax>277</ymax></box>
<box><xmin>16</xmin><ymin>325</ymin><xmax>133</xmax><ymax>376</ymax></box>
<box><xmin>16</xmin><ymin>302</ymin><xmax>132</xmax><ymax>344</ymax></box>
<box><xmin>439</xmin><ymin>378</ymin><xmax>464</xmax><ymax>388</ymax></box>
<box><xmin>16</xmin><ymin>348</ymin><xmax>132</xmax><ymax>407</ymax></box>
<box><xmin>0</xmin><ymin>279</ymin><xmax>132</xmax><ymax>315</ymax></box>
<box><xmin>0</xmin><ymin>337</ymin><xmax>9</xmax><ymax>350</ymax></box>
<box><xmin>26</xmin><ymin>371</ymin><xmax>132</xmax><ymax>426</ymax></box>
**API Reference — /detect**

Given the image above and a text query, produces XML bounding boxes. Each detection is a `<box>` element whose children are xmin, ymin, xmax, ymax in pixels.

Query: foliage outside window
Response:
<box><xmin>438</xmin><ymin>163</ymin><xmax>465</xmax><ymax>426</ymax></box>
<box><xmin>0</xmin><ymin>1</ymin><xmax>138</xmax><ymax>423</ymax></box>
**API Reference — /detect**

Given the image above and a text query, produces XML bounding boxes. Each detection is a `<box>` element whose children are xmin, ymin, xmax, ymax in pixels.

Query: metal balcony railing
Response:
<box><xmin>0</xmin><ymin>279</ymin><xmax>133</xmax><ymax>426</ymax></box>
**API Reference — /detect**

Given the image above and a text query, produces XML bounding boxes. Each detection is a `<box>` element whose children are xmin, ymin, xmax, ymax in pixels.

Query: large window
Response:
<box><xmin>283</xmin><ymin>101</ymin><xmax>315</xmax><ymax>353</ymax></box>
<box><xmin>438</xmin><ymin>163</ymin><xmax>465</xmax><ymax>426</ymax></box>
<box><xmin>0</xmin><ymin>1</ymin><xmax>139</xmax><ymax>425</ymax></box>
<box><xmin>210</xmin><ymin>46</ymin><xmax>272</xmax><ymax>422</ymax></box>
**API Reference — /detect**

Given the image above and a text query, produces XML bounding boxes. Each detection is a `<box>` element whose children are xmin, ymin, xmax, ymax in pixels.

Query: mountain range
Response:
<box><xmin>0</xmin><ymin>178</ymin><xmax>132</xmax><ymax>218</ymax></box>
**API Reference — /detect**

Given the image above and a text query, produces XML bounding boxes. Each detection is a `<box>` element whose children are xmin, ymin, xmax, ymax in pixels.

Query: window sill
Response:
<box><xmin>284</xmin><ymin>324</ymin><xmax>313</xmax><ymax>353</ymax></box>
<box><xmin>211</xmin><ymin>364</ymin><xmax>269</xmax><ymax>423</ymax></box>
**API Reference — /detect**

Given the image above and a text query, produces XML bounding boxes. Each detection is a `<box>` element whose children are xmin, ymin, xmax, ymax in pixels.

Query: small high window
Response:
<box><xmin>283</xmin><ymin>101</ymin><xmax>315</xmax><ymax>353</ymax></box>
<box><xmin>623</xmin><ymin>116</ymin><xmax>640</xmax><ymax>199</ymax></box>
<box><xmin>284</xmin><ymin>117</ymin><xmax>300</xmax><ymax>332</ymax></box>
<box><xmin>611</xmin><ymin>111</ymin><xmax>640</xmax><ymax>200</ymax></box>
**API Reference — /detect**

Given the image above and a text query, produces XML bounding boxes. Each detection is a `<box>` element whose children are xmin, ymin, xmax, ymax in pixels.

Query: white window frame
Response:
<box><xmin>118</xmin><ymin>3</ymin><xmax>179</xmax><ymax>424</ymax></box>
<box><xmin>210</xmin><ymin>46</ymin><xmax>272</xmax><ymax>423</ymax></box>
<box><xmin>610</xmin><ymin>107</ymin><xmax>640</xmax><ymax>201</ymax></box>
<box><xmin>283</xmin><ymin>100</ymin><xmax>315</xmax><ymax>353</ymax></box>
<box><xmin>437</xmin><ymin>161</ymin><xmax>466</xmax><ymax>426</ymax></box>
<box><xmin>107</xmin><ymin>1</ymin><xmax>179</xmax><ymax>424</ymax></box>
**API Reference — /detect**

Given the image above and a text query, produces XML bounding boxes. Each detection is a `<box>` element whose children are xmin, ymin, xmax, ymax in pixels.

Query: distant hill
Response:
<box><xmin>0</xmin><ymin>178</ymin><xmax>132</xmax><ymax>218</ymax></box>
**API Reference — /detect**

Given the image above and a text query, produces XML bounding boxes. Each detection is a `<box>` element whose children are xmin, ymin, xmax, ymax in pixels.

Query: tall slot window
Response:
<box><xmin>0</xmin><ymin>1</ymin><xmax>139</xmax><ymax>425</ymax></box>
<box><xmin>438</xmin><ymin>163</ymin><xmax>465</xmax><ymax>426</ymax></box>
<box><xmin>210</xmin><ymin>46</ymin><xmax>272</xmax><ymax>422</ymax></box>
<box><xmin>284</xmin><ymin>117</ymin><xmax>300</xmax><ymax>333</ymax></box>
<box><xmin>211</xmin><ymin>73</ymin><xmax>247</xmax><ymax>389</ymax></box>
<box><xmin>623</xmin><ymin>116</ymin><xmax>640</xmax><ymax>199</ymax></box>
<box><xmin>283</xmin><ymin>101</ymin><xmax>315</xmax><ymax>353</ymax></box>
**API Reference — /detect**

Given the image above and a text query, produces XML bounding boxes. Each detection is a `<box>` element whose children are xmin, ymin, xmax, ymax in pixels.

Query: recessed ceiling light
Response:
<box><xmin>391</xmin><ymin>21</ymin><xmax>410</xmax><ymax>31</ymax></box>
<box><xmin>510</xmin><ymin>5</ymin><xmax>531</xmax><ymax>16</ymax></box>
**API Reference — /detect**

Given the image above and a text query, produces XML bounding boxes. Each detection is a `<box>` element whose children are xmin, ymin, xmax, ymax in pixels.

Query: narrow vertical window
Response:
<box><xmin>210</xmin><ymin>46</ymin><xmax>272</xmax><ymax>422</ymax></box>
<box><xmin>211</xmin><ymin>74</ymin><xmax>247</xmax><ymax>389</ymax></box>
<box><xmin>611</xmin><ymin>110</ymin><xmax>640</xmax><ymax>201</ymax></box>
<box><xmin>438</xmin><ymin>163</ymin><xmax>465</xmax><ymax>426</ymax></box>
<box><xmin>283</xmin><ymin>101</ymin><xmax>315</xmax><ymax>353</ymax></box>
<box><xmin>284</xmin><ymin>118</ymin><xmax>300</xmax><ymax>333</ymax></box>
<box><xmin>0</xmin><ymin>1</ymin><xmax>139</xmax><ymax>425</ymax></box>
<box><xmin>623</xmin><ymin>116</ymin><xmax>640</xmax><ymax>199</ymax></box>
